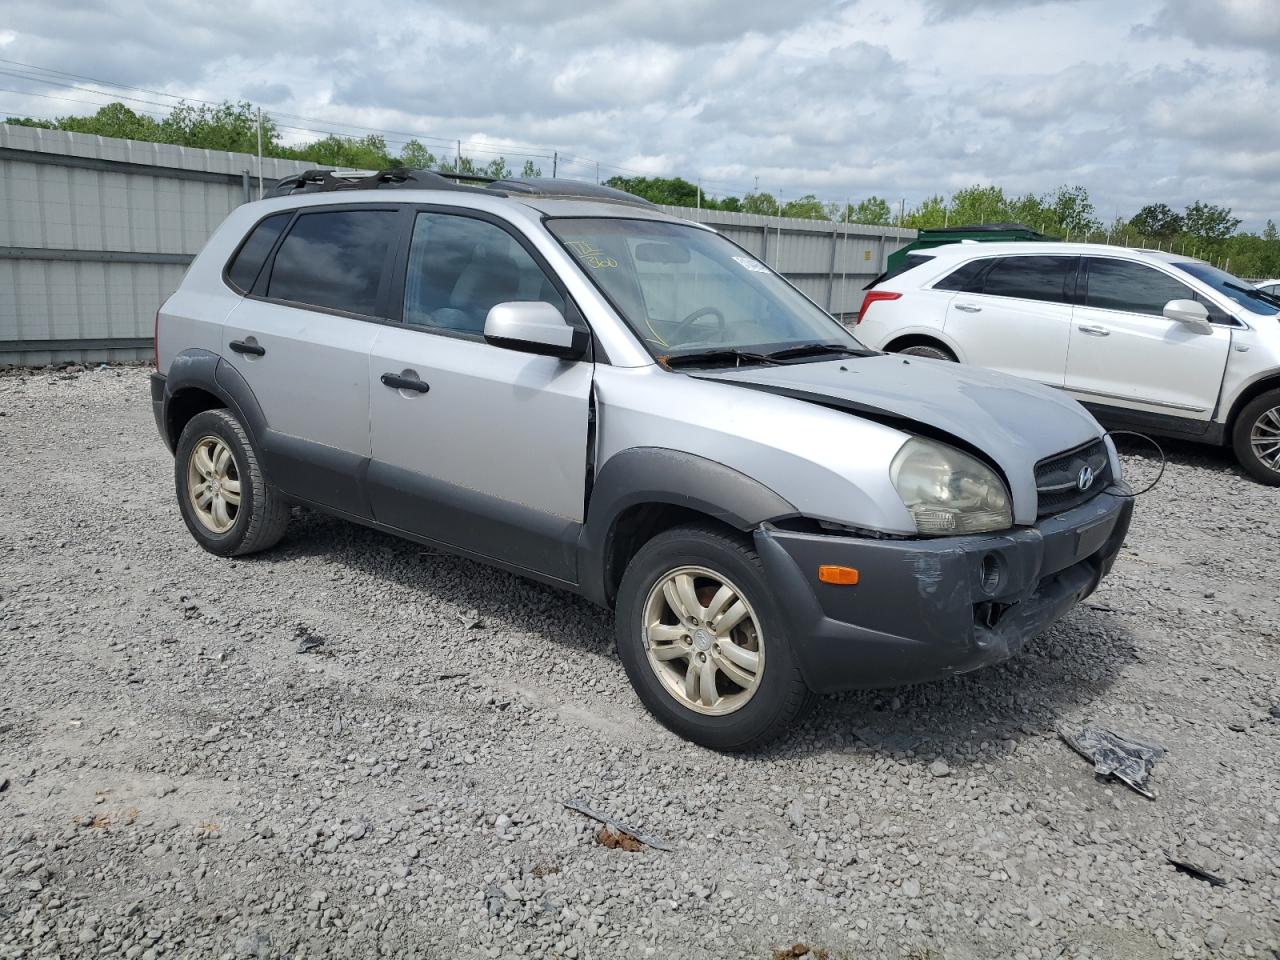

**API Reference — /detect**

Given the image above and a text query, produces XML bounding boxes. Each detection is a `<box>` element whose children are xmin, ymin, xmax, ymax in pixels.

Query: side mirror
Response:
<box><xmin>1163</xmin><ymin>299</ymin><xmax>1212</xmax><ymax>333</ymax></box>
<box><xmin>484</xmin><ymin>301</ymin><xmax>588</xmax><ymax>360</ymax></box>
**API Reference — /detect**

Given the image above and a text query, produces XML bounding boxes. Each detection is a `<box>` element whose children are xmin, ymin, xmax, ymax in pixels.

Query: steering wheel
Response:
<box><xmin>672</xmin><ymin>305</ymin><xmax>726</xmax><ymax>341</ymax></box>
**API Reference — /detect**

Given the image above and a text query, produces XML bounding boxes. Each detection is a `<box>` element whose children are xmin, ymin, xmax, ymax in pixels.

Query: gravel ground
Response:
<box><xmin>1</xmin><ymin>365</ymin><xmax>1277</xmax><ymax>960</ymax></box>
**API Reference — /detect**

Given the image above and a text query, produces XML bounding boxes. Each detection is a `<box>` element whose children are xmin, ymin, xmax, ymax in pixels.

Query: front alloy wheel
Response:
<box><xmin>1248</xmin><ymin>405</ymin><xmax>1280</xmax><ymax>473</ymax></box>
<box><xmin>614</xmin><ymin>524</ymin><xmax>812</xmax><ymax>751</ymax></box>
<box><xmin>642</xmin><ymin>565</ymin><xmax>764</xmax><ymax>715</ymax></box>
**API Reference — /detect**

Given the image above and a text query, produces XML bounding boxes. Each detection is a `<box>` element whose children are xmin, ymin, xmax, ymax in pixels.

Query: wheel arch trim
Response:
<box><xmin>578</xmin><ymin>447</ymin><xmax>797</xmax><ymax>606</ymax></box>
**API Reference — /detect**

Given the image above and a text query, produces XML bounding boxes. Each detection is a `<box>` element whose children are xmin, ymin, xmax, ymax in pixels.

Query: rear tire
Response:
<box><xmin>896</xmin><ymin>343</ymin><xmax>956</xmax><ymax>362</ymax></box>
<box><xmin>614</xmin><ymin>524</ymin><xmax>813</xmax><ymax>751</ymax></box>
<box><xmin>175</xmin><ymin>408</ymin><xmax>290</xmax><ymax>556</ymax></box>
<box><xmin>1231</xmin><ymin>389</ymin><xmax>1280</xmax><ymax>486</ymax></box>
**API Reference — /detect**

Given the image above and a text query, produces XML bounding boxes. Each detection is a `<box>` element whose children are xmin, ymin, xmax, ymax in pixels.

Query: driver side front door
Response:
<box><xmin>365</xmin><ymin>209</ymin><xmax>594</xmax><ymax>584</ymax></box>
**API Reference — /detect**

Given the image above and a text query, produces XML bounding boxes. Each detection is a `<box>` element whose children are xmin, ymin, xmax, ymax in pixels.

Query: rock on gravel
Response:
<box><xmin>0</xmin><ymin>366</ymin><xmax>1278</xmax><ymax>959</ymax></box>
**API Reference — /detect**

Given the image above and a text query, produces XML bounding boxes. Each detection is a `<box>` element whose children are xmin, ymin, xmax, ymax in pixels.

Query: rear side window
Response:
<box><xmin>1085</xmin><ymin>258</ymin><xmax>1195</xmax><ymax>317</ymax></box>
<box><xmin>267</xmin><ymin>210</ymin><xmax>399</xmax><ymax>316</ymax></box>
<box><xmin>225</xmin><ymin>213</ymin><xmax>290</xmax><ymax>293</ymax></box>
<box><xmin>980</xmin><ymin>256</ymin><xmax>1078</xmax><ymax>304</ymax></box>
<box><xmin>933</xmin><ymin>259</ymin><xmax>990</xmax><ymax>292</ymax></box>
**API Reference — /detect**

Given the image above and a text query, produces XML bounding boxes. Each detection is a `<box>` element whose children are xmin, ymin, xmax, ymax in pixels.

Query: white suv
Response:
<box><xmin>856</xmin><ymin>243</ymin><xmax>1280</xmax><ymax>484</ymax></box>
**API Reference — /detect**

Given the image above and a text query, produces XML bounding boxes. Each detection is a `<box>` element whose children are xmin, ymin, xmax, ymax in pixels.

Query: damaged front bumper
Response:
<box><xmin>755</xmin><ymin>483</ymin><xmax>1133</xmax><ymax>692</ymax></box>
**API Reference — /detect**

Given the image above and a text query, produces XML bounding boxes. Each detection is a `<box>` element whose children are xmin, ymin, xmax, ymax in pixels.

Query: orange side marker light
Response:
<box><xmin>818</xmin><ymin>565</ymin><xmax>859</xmax><ymax>585</ymax></box>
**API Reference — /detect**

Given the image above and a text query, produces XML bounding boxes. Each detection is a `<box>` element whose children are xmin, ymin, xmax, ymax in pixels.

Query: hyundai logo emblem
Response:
<box><xmin>1077</xmin><ymin>465</ymin><xmax>1094</xmax><ymax>491</ymax></box>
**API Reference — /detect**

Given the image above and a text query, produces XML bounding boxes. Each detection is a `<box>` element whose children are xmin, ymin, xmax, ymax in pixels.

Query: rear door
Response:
<box><xmin>222</xmin><ymin>205</ymin><xmax>402</xmax><ymax>515</ymax></box>
<box><xmin>1066</xmin><ymin>257</ymin><xmax>1231</xmax><ymax>422</ymax></box>
<box><xmin>940</xmin><ymin>255</ymin><xmax>1078</xmax><ymax>385</ymax></box>
<box><xmin>366</xmin><ymin>208</ymin><xmax>594</xmax><ymax>583</ymax></box>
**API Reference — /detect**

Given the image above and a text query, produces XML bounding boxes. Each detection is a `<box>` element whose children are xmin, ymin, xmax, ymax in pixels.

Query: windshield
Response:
<box><xmin>546</xmin><ymin>217</ymin><xmax>863</xmax><ymax>360</ymax></box>
<box><xmin>1172</xmin><ymin>261</ymin><xmax>1280</xmax><ymax>316</ymax></box>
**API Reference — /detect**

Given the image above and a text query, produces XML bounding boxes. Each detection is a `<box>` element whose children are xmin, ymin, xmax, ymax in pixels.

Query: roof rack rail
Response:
<box><xmin>266</xmin><ymin>167</ymin><xmax>502</xmax><ymax>198</ymax></box>
<box><xmin>487</xmin><ymin>177</ymin><xmax>656</xmax><ymax>208</ymax></box>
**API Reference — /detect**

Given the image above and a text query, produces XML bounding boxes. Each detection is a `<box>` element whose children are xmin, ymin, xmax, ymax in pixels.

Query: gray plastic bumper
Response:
<box><xmin>756</xmin><ymin>484</ymin><xmax>1133</xmax><ymax>692</ymax></box>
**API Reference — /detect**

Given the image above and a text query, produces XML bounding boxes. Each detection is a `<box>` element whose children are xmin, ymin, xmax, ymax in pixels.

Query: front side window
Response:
<box><xmin>226</xmin><ymin>212</ymin><xmax>291</xmax><ymax>293</ymax></box>
<box><xmin>979</xmin><ymin>256</ymin><xmax>1078</xmax><ymax>304</ymax></box>
<box><xmin>546</xmin><ymin>218</ymin><xmax>860</xmax><ymax>358</ymax></box>
<box><xmin>1172</xmin><ymin>261</ymin><xmax>1279</xmax><ymax>316</ymax></box>
<box><xmin>1084</xmin><ymin>258</ymin><xmax>1196</xmax><ymax>317</ymax></box>
<box><xmin>402</xmin><ymin>212</ymin><xmax>565</xmax><ymax>335</ymax></box>
<box><xmin>267</xmin><ymin>209</ymin><xmax>399</xmax><ymax>316</ymax></box>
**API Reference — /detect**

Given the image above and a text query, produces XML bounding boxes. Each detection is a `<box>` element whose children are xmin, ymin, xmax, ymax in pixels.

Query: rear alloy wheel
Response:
<box><xmin>897</xmin><ymin>343</ymin><xmax>956</xmax><ymax>362</ymax></box>
<box><xmin>1233</xmin><ymin>389</ymin><xmax>1280</xmax><ymax>485</ymax></box>
<box><xmin>174</xmin><ymin>408</ymin><xmax>290</xmax><ymax>555</ymax></box>
<box><xmin>615</xmin><ymin>525</ymin><xmax>812</xmax><ymax>751</ymax></box>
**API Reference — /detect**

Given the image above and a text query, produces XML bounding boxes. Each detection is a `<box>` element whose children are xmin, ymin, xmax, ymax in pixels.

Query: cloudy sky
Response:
<box><xmin>2</xmin><ymin>0</ymin><xmax>1277</xmax><ymax>227</ymax></box>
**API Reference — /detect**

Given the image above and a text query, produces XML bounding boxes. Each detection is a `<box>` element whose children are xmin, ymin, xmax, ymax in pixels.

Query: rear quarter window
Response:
<box><xmin>225</xmin><ymin>213</ymin><xmax>291</xmax><ymax>293</ymax></box>
<box><xmin>932</xmin><ymin>259</ymin><xmax>990</xmax><ymax>292</ymax></box>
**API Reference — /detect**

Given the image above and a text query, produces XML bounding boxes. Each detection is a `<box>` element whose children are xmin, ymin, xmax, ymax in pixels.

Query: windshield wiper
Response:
<box><xmin>763</xmin><ymin>342</ymin><xmax>874</xmax><ymax>362</ymax></box>
<box><xmin>661</xmin><ymin>349</ymin><xmax>783</xmax><ymax>369</ymax></box>
<box><xmin>1225</xmin><ymin>281</ymin><xmax>1280</xmax><ymax>309</ymax></box>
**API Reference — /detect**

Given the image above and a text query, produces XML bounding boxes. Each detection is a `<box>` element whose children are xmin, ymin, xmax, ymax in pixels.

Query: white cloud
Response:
<box><xmin>0</xmin><ymin>0</ymin><xmax>1277</xmax><ymax>228</ymax></box>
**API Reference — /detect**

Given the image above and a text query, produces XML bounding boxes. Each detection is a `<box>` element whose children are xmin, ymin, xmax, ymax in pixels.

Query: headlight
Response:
<box><xmin>890</xmin><ymin>438</ymin><xmax>1012</xmax><ymax>535</ymax></box>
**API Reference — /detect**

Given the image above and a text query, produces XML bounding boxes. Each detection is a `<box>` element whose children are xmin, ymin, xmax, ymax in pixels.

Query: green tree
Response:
<box><xmin>1129</xmin><ymin>203</ymin><xmax>1183</xmax><ymax>240</ymax></box>
<box><xmin>54</xmin><ymin>103</ymin><xmax>162</xmax><ymax>141</ymax></box>
<box><xmin>1047</xmin><ymin>185</ymin><xmax>1100</xmax><ymax>238</ymax></box>
<box><xmin>520</xmin><ymin>159</ymin><xmax>543</xmax><ymax>178</ymax></box>
<box><xmin>604</xmin><ymin>176</ymin><xmax>701</xmax><ymax>207</ymax></box>
<box><xmin>4</xmin><ymin>115</ymin><xmax>55</xmax><ymax>128</ymax></box>
<box><xmin>740</xmin><ymin>191</ymin><xmax>780</xmax><ymax>215</ymax></box>
<box><xmin>1183</xmin><ymin>202</ymin><xmax>1241</xmax><ymax>244</ymax></box>
<box><xmin>780</xmin><ymin>194</ymin><xmax>828</xmax><ymax>220</ymax></box>
<box><xmin>904</xmin><ymin>195</ymin><xmax>948</xmax><ymax>230</ymax></box>
<box><xmin>159</xmin><ymin>101</ymin><xmax>268</xmax><ymax>153</ymax></box>
<box><xmin>398</xmin><ymin>140</ymin><xmax>436</xmax><ymax>169</ymax></box>
<box><xmin>947</xmin><ymin>186</ymin><xmax>1008</xmax><ymax>226</ymax></box>
<box><xmin>848</xmin><ymin>196</ymin><xmax>892</xmax><ymax>225</ymax></box>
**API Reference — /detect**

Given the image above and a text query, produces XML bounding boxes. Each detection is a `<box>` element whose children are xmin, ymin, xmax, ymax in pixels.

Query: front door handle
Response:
<box><xmin>381</xmin><ymin>372</ymin><xmax>431</xmax><ymax>394</ymax></box>
<box><xmin>954</xmin><ymin>303</ymin><xmax>982</xmax><ymax>313</ymax></box>
<box><xmin>229</xmin><ymin>339</ymin><xmax>266</xmax><ymax>356</ymax></box>
<box><xmin>1077</xmin><ymin>324</ymin><xmax>1110</xmax><ymax>337</ymax></box>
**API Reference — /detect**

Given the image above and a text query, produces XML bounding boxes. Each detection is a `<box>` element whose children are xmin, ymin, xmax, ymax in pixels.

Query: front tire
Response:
<box><xmin>614</xmin><ymin>524</ymin><xmax>812</xmax><ymax>751</ymax></box>
<box><xmin>174</xmin><ymin>408</ymin><xmax>290</xmax><ymax>556</ymax></box>
<box><xmin>1232</xmin><ymin>389</ymin><xmax>1280</xmax><ymax>486</ymax></box>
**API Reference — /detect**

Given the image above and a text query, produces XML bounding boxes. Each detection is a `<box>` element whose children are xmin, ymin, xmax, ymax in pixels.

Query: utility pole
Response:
<box><xmin>456</xmin><ymin>140</ymin><xmax>461</xmax><ymax>172</ymax></box>
<box><xmin>553</xmin><ymin>151</ymin><xmax>558</xmax><ymax>178</ymax></box>
<box><xmin>595</xmin><ymin>160</ymin><xmax>599</xmax><ymax>184</ymax></box>
<box><xmin>696</xmin><ymin>178</ymin><xmax>701</xmax><ymax>211</ymax></box>
<box><xmin>255</xmin><ymin>107</ymin><xmax>263</xmax><ymax>199</ymax></box>
<box><xmin>898</xmin><ymin>198</ymin><xmax>905</xmax><ymax>228</ymax></box>
<box><xmin>839</xmin><ymin>197</ymin><xmax>850</xmax><ymax>321</ymax></box>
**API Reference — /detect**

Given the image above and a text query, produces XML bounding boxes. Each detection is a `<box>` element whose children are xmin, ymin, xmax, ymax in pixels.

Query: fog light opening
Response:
<box><xmin>979</xmin><ymin>553</ymin><xmax>1001</xmax><ymax>595</ymax></box>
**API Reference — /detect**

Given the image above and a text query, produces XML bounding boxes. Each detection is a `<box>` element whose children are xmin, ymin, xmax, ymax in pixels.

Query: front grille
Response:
<box><xmin>1035</xmin><ymin>439</ymin><xmax>1110</xmax><ymax>517</ymax></box>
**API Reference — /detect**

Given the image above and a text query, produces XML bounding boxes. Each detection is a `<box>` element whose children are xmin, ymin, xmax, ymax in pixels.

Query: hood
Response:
<box><xmin>697</xmin><ymin>353</ymin><xmax>1103</xmax><ymax>483</ymax></box>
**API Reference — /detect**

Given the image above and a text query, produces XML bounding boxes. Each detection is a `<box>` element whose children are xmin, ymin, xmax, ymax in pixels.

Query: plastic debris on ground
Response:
<box><xmin>563</xmin><ymin>799</ymin><xmax>672</xmax><ymax>851</ymax></box>
<box><xmin>1057</xmin><ymin>723</ymin><xmax>1167</xmax><ymax>798</ymax></box>
<box><xmin>1164</xmin><ymin>850</ymin><xmax>1228</xmax><ymax>887</ymax></box>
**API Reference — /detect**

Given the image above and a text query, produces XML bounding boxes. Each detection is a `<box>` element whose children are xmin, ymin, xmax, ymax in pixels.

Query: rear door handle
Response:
<box><xmin>1077</xmin><ymin>325</ymin><xmax>1110</xmax><ymax>337</ymax></box>
<box><xmin>953</xmin><ymin>303</ymin><xmax>982</xmax><ymax>313</ymax></box>
<box><xmin>229</xmin><ymin>339</ymin><xmax>266</xmax><ymax>356</ymax></box>
<box><xmin>381</xmin><ymin>372</ymin><xmax>431</xmax><ymax>394</ymax></box>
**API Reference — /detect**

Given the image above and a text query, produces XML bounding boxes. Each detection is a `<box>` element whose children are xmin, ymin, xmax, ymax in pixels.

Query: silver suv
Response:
<box><xmin>151</xmin><ymin>170</ymin><xmax>1133</xmax><ymax>750</ymax></box>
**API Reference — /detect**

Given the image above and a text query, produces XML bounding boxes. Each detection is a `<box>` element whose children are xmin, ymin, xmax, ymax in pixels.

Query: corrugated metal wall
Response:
<box><xmin>0</xmin><ymin>122</ymin><xmax>916</xmax><ymax>365</ymax></box>
<box><xmin>0</xmin><ymin>124</ymin><xmax>317</xmax><ymax>366</ymax></box>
